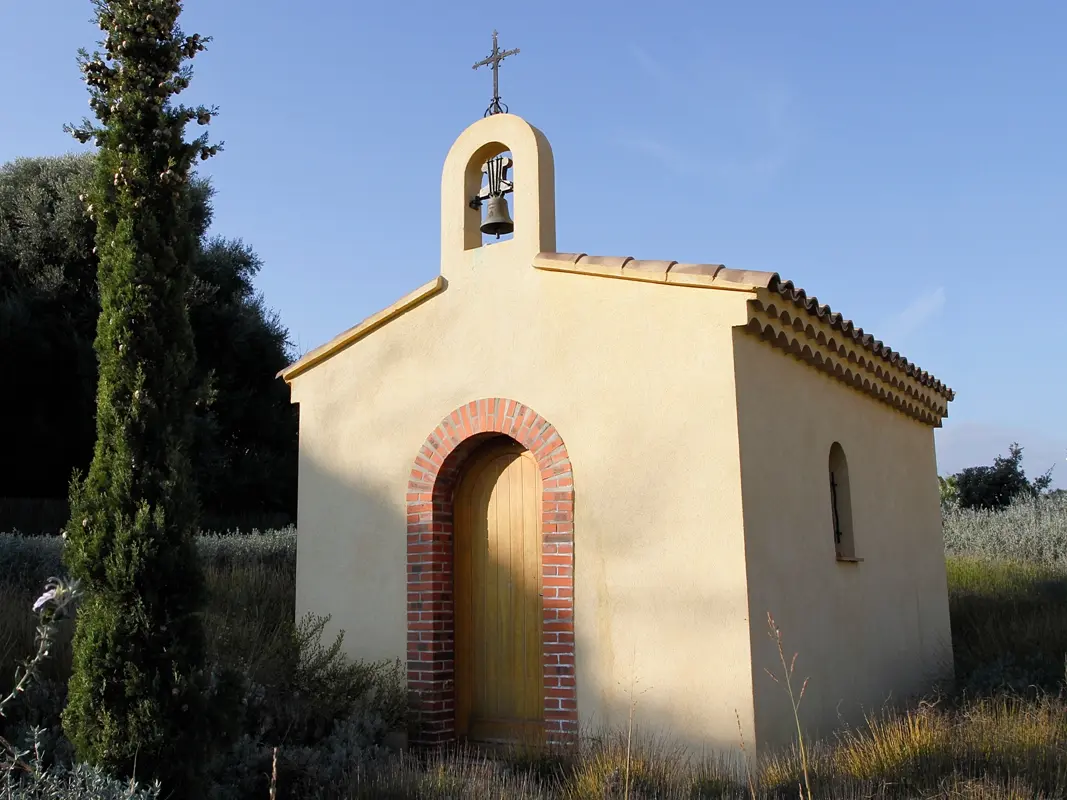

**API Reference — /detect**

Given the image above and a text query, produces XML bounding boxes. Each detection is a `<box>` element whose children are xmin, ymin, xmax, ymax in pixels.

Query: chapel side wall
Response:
<box><xmin>288</xmin><ymin>249</ymin><xmax>758</xmax><ymax>756</ymax></box>
<box><xmin>732</xmin><ymin>330</ymin><xmax>953</xmax><ymax>756</ymax></box>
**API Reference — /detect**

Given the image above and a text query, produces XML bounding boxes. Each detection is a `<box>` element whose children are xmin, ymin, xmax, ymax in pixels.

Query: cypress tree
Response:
<box><xmin>62</xmin><ymin>0</ymin><xmax>220</xmax><ymax>791</ymax></box>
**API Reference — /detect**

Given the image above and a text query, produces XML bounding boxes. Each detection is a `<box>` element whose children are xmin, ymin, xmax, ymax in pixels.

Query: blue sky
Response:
<box><xmin>2</xmin><ymin>1</ymin><xmax>1064</xmax><ymax>486</ymax></box>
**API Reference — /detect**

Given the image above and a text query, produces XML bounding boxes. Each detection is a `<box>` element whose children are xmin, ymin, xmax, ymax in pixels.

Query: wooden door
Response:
<box><xmin>454</xmin><ymin>438</ymin><xmax>544</xmax><ymax>743</ymax></box>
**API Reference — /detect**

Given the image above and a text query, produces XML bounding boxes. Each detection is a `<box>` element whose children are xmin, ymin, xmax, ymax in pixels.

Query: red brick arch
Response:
<box><xmin>406</xmin><ymin>399</ymin><xmax>575</xmax><ymax>744</ymax></box>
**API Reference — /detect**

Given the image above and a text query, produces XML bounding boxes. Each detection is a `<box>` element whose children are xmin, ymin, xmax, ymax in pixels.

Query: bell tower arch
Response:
<box><xmin>440</xmin><ymin>113</ymin><xmax>556</xmax><ymax>277</ymax></box>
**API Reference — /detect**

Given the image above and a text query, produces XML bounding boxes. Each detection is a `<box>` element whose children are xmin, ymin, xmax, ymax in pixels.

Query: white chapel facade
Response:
<box><xmin>280</xmin><ymin>110</ymin><xmax>955</xmax><ymax>757</ymax></box>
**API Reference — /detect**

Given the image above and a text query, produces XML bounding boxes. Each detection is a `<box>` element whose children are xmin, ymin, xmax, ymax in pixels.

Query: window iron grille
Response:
<box><xmin>830</xmin><ymin>471</ymin><xmax>843</xmax><ymax>545</ymax></box>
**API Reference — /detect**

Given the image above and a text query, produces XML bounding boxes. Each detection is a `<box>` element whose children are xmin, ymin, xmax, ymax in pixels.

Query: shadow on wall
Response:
<box><xmin>297</xmin><ymin>449</ymin><xmax>754</xmax><ymax>768</ymax></box>
<box><xmin>754</xmin><ymin>604</ymin><xmax>954</xmax><ymax>756</ymax></box>
<box><xmin>293</xmin><ymin>454</ymin><xmax>409</xmax><ymax>669</ymax></box>
<box><xmin>297</xmin><ymin>392</ymin><xmax>951</xmax><ymax>765</ymax></box>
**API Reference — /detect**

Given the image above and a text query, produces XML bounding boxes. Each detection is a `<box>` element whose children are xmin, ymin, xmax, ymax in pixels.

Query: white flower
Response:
<box><xmin>32</xmin><ymin>588</ymin><xmax>57</xmax><ymax>613</ymax></box>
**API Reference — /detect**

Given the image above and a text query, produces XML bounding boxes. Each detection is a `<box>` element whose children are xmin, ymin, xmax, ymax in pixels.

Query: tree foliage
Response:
<box><xmin>0</xmin><ymin>154</ymin><xmax>297</xmax><ymax>526</ymax></box>
<box><xmin>945</xmin><ymin>442</ymin><xmax>1055</xmax><ymax>512</ymax></box>
<box><xmin>0</xmin><ymin>156</ymin><xmax>99</xmax><ymax>501</ymax></box>
<box><xmin>187</xmin><ymin>236</ymin><xmax>297</xmax><ymax>522</ymax></box>
<box><xmin>59</xmin><ymin>0</ymin><xmax>222</xmax><ymax>791</ymax></box>
<box><xmin>938</xmin><ymin>473</ymin><xmax>959</xmax><ymax>510</ymax></box>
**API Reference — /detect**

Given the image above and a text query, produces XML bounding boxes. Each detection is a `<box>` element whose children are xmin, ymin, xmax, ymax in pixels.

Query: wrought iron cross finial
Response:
<box><xmin>472</xmin><ymin>30</ymin><xmax>520</xmax><ymax>117</ymax></box>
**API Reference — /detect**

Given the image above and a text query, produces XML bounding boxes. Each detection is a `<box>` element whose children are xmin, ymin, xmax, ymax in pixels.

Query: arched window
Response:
<box><xmin>829</xmin><ymin>442</ymin><xmax>857</xmax><ymax>561</ymax></box>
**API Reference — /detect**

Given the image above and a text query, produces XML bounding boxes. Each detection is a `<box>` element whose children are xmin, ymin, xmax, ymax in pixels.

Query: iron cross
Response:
<box><xmin>472</xmin><ymin>30</ymin><xmax>520</xmax><ymax>116</ymax></box>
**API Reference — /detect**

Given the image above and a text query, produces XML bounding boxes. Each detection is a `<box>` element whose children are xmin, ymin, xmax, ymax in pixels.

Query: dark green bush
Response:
<box><xmin>202</xmin><ymin>612</ymin><xmax>407</xmax><ymax>798</ymax></box>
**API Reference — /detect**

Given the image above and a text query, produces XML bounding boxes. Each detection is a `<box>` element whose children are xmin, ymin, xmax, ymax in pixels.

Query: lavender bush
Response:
<box><xmin>0</xmin><ymin>527</ymin><xmax>297</xmax><ymax>593</ymax></box>
<box><xmin>943</xmin><ymin>495</ymin><xmax>1067</xmax><ymax>564</ymax></box>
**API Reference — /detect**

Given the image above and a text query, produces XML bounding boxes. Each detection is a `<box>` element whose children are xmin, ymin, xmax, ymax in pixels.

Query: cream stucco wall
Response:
<box><xmin>287</xmin><ymin>112</ymin><xmax>954</xmax><ymax>761</ymax></box>
<box><xmin>288</xmin><ymin>114</ymin><xmax>761</xmax><ymax>757</ymax></box>
<box><xmin>733</xmin><ymin>330</ymin><xmax>953</xmax><ymax>756</ymax></box>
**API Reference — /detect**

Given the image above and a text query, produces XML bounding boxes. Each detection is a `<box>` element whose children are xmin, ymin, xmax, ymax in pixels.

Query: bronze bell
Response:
<box><xmin>480</xmin><ymin>194</ymin><xmax>514</xmax><ymax>238</ymax></box>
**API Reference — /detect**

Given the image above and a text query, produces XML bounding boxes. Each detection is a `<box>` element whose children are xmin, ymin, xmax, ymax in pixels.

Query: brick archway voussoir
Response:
<box><xmin>406</xmin><ymin>399</ymin><xmax>575</xmax><ymax>745</ymax></box>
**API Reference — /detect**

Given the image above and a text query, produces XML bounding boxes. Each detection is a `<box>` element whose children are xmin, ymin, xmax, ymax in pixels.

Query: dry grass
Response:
<box><xmin>3</xmin><ymin>523</ymin><xmax>1067</xmax><ymax>798</ymax></box>
<box><xmin>829</xmin><ymin>696</ymin><xmax>1067</xmax><ymax>784</ymax></box>
<box><xmin>330</xmin><ymin>722</ymin><xmax>1067</xmax><ymax>799</ymax></box>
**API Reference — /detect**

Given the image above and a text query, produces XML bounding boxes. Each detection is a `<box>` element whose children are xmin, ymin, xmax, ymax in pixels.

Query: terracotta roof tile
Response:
<box><xmin>766</xmin><ymin>275</ymin><xmax>955</xmax><ymax>401</ymax></box>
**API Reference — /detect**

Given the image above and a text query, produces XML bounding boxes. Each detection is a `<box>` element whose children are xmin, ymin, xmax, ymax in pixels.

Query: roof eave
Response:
<box><xmin>278</xmin><ymin>275</ymin><xmax>446</xmax><ymax>383</ymax></box>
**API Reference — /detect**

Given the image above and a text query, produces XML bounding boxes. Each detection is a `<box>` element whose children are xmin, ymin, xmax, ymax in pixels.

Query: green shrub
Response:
<box><xmin>948</xmin><ymin>443</ymin><xmax>1054</xmax><ymax>512</ymax></box>
<box><xmin>201</xmin><ymin>613</ymin><xmax>407</xmax><ymax>798</ymax></box>
<box><xmin>292</xmin><ymin>613</ymin><xmax>408</xmax><ymax>740</ymax></box>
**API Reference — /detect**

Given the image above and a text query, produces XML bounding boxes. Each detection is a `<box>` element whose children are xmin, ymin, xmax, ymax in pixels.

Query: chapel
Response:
<box><xmin>279</xmin><ymin>75</ymin><xmax>955</xmax><ymax>758</ymax></box>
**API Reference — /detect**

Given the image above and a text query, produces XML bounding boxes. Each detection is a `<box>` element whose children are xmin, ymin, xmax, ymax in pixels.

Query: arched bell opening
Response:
<box><xmin>440</xmin><ymin>114</ymin><xmax>556</xmax><ymax>267</ymax></box>
<box><xmin>464</xmin><ymin>142</ymin><xmax>516</xmax><ymax>249</ymax></box>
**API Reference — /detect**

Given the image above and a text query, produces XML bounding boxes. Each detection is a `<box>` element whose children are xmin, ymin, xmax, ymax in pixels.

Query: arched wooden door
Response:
<box><xmin>454</xmin><ymin>438</ymin><xmax>544</xmax><ymax>743</ymax></box>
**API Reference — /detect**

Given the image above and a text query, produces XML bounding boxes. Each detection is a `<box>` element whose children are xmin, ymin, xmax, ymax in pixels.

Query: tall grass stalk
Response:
<box><xmin>765</xmin><ymin>612</ymin><xmax>812</xmax><ymax>800</ymax></box>
<box><xmin>621</xmin><ymin>648</ymin><xmax>646</xmax><ymax>800</ymax></box>
<box><xmin>735</xmin><ymin>710</ymin><xmax>757</xmax><ymax>800</ymax></box>
<box><xmin>269</xmin><ymin>746</ymin><xmax>278</xmax><ymax>800</ymax></box>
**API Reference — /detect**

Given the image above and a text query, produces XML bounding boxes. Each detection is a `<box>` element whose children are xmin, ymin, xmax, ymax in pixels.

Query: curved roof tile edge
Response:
<box><xmin>766</xmin><ymin>276</ymin><xmax>955</xmax><ymax>400</ymax></box>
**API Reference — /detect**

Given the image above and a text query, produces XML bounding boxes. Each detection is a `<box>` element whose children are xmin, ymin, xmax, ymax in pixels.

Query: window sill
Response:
<box><xmin>836</xmin><ymin>556</ymin><xmax>864</xmax><ymax>563</ymax></box>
